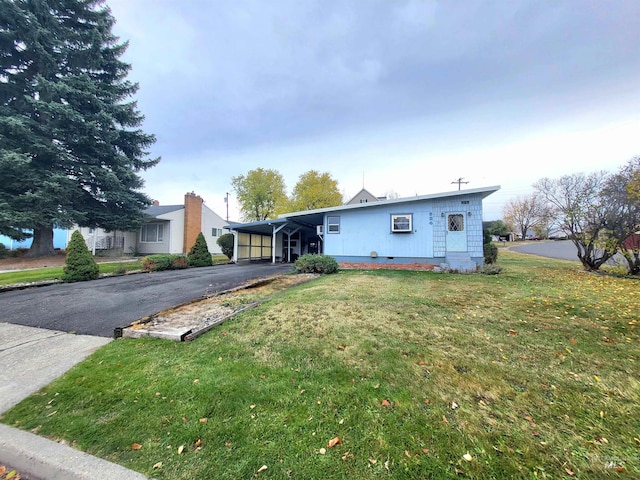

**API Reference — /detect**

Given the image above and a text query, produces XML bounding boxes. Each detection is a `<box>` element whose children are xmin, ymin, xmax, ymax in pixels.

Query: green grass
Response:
<box><xmin>0</xmin><ymin>261</ymin><xmax>143</xmax><ymax>286</ymax></box>
<box><xmin>2</xmin><ymin>251</ymin><xmax>639</xmax><ymax>479</ymax></box>
<box><xmin>0</xmin><ymin>255</ymin><xmax>229</xmax><ymax>286</ymax></box>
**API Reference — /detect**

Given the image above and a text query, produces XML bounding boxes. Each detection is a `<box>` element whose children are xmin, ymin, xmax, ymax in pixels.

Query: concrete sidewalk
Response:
<box><xmin>0</xmin><ymin>322</ymin><xmax>147</xmax><ymax>479</ymax></box>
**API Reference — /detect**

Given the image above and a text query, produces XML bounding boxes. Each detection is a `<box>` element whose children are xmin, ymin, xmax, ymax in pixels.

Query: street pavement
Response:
<box><xmin>509</xmin><ymin>239</ymin><xmax>579</xmax><ymax>261</ymax></box>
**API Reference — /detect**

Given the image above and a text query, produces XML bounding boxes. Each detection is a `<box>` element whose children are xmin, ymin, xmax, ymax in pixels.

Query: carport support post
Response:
<box><xmin>272</xmin><ymin>224</ymin><xmax>286</xmax><ymax>263</ymax></box>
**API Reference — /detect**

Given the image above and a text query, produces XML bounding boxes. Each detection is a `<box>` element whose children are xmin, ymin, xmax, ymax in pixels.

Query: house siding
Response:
<box><xmin>323</xmin><ymin>194</ymin><xmax>485</xmax><ymax>264</ymax></box>
<box><xmin>323</xmin><ymin>200</ymin><xmax>435</xmax><ymax>261</ymax></box>
<box><xmin>138</xmin><ymin>209</ymin><xmax>184</xmax><ymax>254</ymax></box>
<box><xmin>201</xmin><ymin>205</ymin><xmax>228</xmax><ymax>255</ymax></box>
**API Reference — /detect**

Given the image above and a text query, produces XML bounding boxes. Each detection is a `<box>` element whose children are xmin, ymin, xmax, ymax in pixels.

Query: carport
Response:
<box><xmin>226</xmin><ymin>212</ymin><xmax>324</xmax><ymax>263</ymax></box>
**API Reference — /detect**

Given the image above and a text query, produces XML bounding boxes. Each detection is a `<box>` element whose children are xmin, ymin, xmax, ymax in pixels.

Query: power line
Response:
<box><xmin>451</xmin><ymin>177</ymin><xmax>469</xmax><ymax>190</ymax></box>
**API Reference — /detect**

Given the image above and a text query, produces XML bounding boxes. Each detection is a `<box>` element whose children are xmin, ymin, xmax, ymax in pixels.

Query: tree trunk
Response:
<box><xmin>25</xmin><ymin>226</ymin><xmax>57</xmax><ymax>257</ymax></box>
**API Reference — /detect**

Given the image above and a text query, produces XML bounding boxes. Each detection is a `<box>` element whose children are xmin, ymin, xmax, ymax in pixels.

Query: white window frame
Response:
<box><xmin>140</xmin><ymin>223</ymin><xmax>164</xmax><ymax>243</ymax></box>
<box><xmin>212</xmin><ymin>227</ymin><xmax>223</xmax><ymax>237</ymax></box>
<box><xmin>327</xmin><ymin>216</ymin><xmax>340</xmax><ymax>233</ymax></box>
<box><xmin>391</xmin><ymin>214</ymin><xmax>413</xmax><ymax>233</ymax></box>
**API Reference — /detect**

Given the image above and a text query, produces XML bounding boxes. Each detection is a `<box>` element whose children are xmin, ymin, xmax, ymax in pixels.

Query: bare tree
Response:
<box><xmin>601</xmin><ymin>157</ymin><xmax>640</xmax><ymax>274</ymax></box>
<box><xmin>502</xmin><ymin>194</ymin><xmax>546</xmax><ymax>240</ymax></box>
<box><xmin>534</xmin><ymin>172</ymin><xmax>616</xmax><ymax>271</ymax></box>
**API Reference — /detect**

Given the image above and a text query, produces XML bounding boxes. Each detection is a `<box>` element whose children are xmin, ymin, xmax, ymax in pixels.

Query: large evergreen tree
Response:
<box><xmin>0</xmin><ymin>0</ymin><xmax>159</xmax><ymax>257</ymax></box>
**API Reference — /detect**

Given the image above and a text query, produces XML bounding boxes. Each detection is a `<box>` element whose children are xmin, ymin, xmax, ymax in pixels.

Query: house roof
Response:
<box><xmin>226</xmin><ymin>186</ymin><xmax>500</xmax><ymax>236</ymax></box>
<box><xmin>279</xmin><ymin>185</ymin><xmax>501</xmax><ymax>218</ymax></box>
<box><xmin>145</xmin><ymin>205</ymin><xmax>184</xmax><ymax>217</ymax></box>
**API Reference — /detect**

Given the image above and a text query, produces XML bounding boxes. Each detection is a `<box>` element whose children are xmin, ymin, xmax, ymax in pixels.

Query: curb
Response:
<box><xmin>0</xmin><ymin>424</ymin><xmax>148</xmax><ymax>480</ymax></box>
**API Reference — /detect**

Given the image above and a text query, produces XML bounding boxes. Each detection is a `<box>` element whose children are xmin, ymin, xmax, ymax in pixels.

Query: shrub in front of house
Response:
<box><xmin>0</xmin><ymin>243</ymin><xmax>8</xmax><ymax>259</ymax></box>
<box><xmin>217</xmin><ymin>233</ymin><xmax>234</xmax><ymax>260</ymax></box>
<box><xmin>484</xmin><ymin>242</ymin><xmax>498</xmax><ymax>264</ymax></box>
<box><xmin>294</xmin><ymin>254</ymin><xmax>339</xmax><ymax>274</ymax></box>
<box><xmin>63</xmin><ymin>230</ymin><xmax>99</xmax><ymax>282</ymax></box>
<box><xmin>142</xmin><ymin>254</ymin><xmax>189</xmax><ymax>272</ymax></box>
<box><xmin>188</xmin><ymin>232</ymin><xmax>213</xmax><ymax>267</ymax></box>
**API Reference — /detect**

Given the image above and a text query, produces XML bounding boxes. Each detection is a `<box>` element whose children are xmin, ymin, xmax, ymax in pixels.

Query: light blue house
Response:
<box><xmin>226</xmin><ymin>186</ymin><xmax>500</xmax><ymax>271</ymax></box>
<box><xmin>0</xmin><ymin>228</ymin><xmax>68</xmax><ymax>251</ymax></box>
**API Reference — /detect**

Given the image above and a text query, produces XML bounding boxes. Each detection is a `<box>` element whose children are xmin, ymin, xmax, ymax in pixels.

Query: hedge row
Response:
<box><xmin>141</xmin><ymin>254</ymin><xmax>189</xmax><ymax>272</ymax></box>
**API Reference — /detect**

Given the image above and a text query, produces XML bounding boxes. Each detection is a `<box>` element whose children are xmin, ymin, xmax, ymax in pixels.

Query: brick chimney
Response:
<box><xmin>183</xmin><ymin>192</ymin><xmax>203</xmax><ymax>254</ymax></box>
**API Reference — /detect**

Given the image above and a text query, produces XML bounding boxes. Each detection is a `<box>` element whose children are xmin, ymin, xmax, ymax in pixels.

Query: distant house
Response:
<box><xmin>227</xmin><ymin>186</ymin><xmax>500</xmax><ymax>272</ymax></box>
<box><xmin>71</xmin><ymin>192</ymin><xmax>229</xmax><ymax>256</ymax></box>
<box><xmin>345</xmin><ymin>188</ymin><xmax>385</xmax><ymax>205</ymax></box>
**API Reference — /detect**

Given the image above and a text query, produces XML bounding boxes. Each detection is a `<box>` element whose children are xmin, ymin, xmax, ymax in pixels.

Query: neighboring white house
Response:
<box><xmin>70</xmin><ymin>192</ymin><xmax>229</xmax><ymax>256</ymax></box>
<box><xmin>226</xmin><ymin>186</ymin><xmax>500</xmax><ymax>272</ymax></box>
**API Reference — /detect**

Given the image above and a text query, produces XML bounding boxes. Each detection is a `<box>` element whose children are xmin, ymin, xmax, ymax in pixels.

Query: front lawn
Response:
<box><xmin>2</xmin><ymin>251</ymin><xmax>638</xmax><ymax>479</ymax></box>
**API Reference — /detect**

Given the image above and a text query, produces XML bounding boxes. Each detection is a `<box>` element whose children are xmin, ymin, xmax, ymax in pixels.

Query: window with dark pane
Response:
<box><xmin>448</xmin><ymin>214</ymin><xmax>464</xmax><ymax>232</ymax></box>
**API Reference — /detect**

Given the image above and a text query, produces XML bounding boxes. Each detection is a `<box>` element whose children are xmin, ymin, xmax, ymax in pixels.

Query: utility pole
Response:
<box><xmin>224</xmin><ymin>192</ymin><xmax>229</xmax><ymax>221</ymax></box>
<box><xmin>451</xmin><ymin>177</ymin><xmax>469</xmax><ymax>190</ymax></box>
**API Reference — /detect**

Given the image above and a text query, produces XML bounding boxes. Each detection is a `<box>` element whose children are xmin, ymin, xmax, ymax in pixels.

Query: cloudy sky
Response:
<box><xmin>107</xmin><ymin>0</ymin><xmax>640</xmax><ymax>221</ymax></box>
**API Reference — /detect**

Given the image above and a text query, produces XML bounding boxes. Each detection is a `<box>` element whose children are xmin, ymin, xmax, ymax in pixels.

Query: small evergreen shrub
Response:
<box><xmin>481</xmin><ymin>264</ymin><xmax>503</xmax><ymax>275</ymax></box>
<box><xmin>0</xmin><ymin>243</ymin><xmax>8</xmax><ymax>259</ymax></box>
<box><xmin>63</xmin><ymin>230</ymin><xmax>99</xmax><ymax>282</ymax></box>
<box><xmin>217</xmin><ymin>233</ymin><xmax>234</xmax><ymax>260</ymax></box>
<box><xmin>484</xmin><ymin>242</ymin><xmax>498</xmax><ymax>264</ymax></box>
<box><xmin>142</xmin><ymin>254</ymin><xmax>189</xmax><ymax>272</ymax></box>
<box><xmin>294</xmin><ymin>254</ymin><xmax>339</xmax><ymax>274</ymax></box>
<box><xmin>188</xmin><ymin>232</ymin><xmax>213</xmax><ymax>267</ymax></box>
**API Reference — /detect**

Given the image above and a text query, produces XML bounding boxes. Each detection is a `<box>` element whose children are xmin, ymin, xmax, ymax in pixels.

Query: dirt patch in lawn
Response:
<box><xmin>122</xmin><ymin>273</ymin><xmax>318</xmax><ymax>341</ymax></box>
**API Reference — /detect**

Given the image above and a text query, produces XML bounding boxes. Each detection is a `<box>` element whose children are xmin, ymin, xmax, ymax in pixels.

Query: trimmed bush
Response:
<box><xmin>0</xmin><ymin>243</ymin><xmax>8</xmax><ymax>259</ymax></box>
<box><xmin>484</xmin><ymin>242</ymin><xmax>498</xmax><ymax>264</ymax></box>
<box><xmin>63</xmin><ymin>230</ymin><xmax>99</xmax><ymax>282</ymax></box>
<box><xmin>217</xmin><ymin>233</ymin><xmax>234</xmax><ymax>260</ymax></box>
<box><xmin>188</xmin><ymin>232</ymin><xmax>213</xmax><ymax>267</ymax></box>
<box><xmin>141</xmin><ymin>254</ymin><xmax>189</xmax><ymax>272</ymax></box>
<box><xmin>294</xmin><ymin>254</ymin><xmax>338</xmax><ymax>274</ymax></box>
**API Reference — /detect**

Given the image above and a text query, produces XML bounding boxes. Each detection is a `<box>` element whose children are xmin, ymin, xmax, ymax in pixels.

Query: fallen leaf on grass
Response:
<box><xmin>131</xmin><ymin>443</ymin><xmax>142</xmax><ymax>450</ymax></box>
<box><xmin>381</xmin><ymin>399</ymin><xmax>390</xmax><ymax>407</ymax></box>
<box><xmin>195</xmin><ymin>439</ymin><xmax>202</xmax><ymax>448</ymax></box>
<box><xmin>564</xmin><ymin>467</ymin><xmax>574</xmax><ymax>476</ymax></box>
<box><xmin>256</xmin><ymin>465</ymin><xmax>268</xmax><ymax>474</ymax></box>
<box><xmin>451</xmin><ymin>401</ymin><xmax>459</xmax><ymax>410</ymax></box>
<box><xmin>318</xmin><ymin>448</ymin><xmax>326</xmax><ymax>455</ymax></box>
<box><xmin>368</xmin><ymin>458</ymin><xmax>377</xmax><ymax>465</ymax></box>
<box><xmin>341</xmin><ymin>452</ymin><xmax>354</xmax><ymax>461</ymax></box>
<box><xmin>422</xmin><ymin>448</ymin><xmax>430</xmax><ymax>454</ymax></box>
<box><xmin>177</xmin><ymin>445</ymin><xmax>184</xmax><ymax>455</ymax></box>
<box><xmin>327</xmin><ymin>437</ymin><xmax>342</xmax><ymax>448</ymax></box>
<box><xmin>153</xmin><ymin>462</ymin><xmax>162</xmax><ymax>469</ymax></box>
<box><xmin>463</xmin><ymin>453</ymin><xmax>473</xmax><ymax>462</ymax></box>
<box><xmin>0</xmin><ymin>466</ymin><xmax>5</xmax><ymax>476</ymax></box>
<box><xmin>404</xmin><ymin>450</ymin><xmax>412</xmax><ymax>458</ymax></box>
<box><xmin>199</xmin><ymin>417</ymin><xmax>208</xmax><ymax>423</ymax></box>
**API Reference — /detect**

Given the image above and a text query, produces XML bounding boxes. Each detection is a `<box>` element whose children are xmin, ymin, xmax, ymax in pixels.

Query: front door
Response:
<box><xmin>445</xmin><ymin>213</ymin><xmax>467</xmax><ymax>252</ymax></box>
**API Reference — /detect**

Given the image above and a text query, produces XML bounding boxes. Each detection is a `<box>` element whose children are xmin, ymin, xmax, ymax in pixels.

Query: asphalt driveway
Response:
<box><xmin>0</xmin><ymin>263</ymin><xmax>293</xmax><ymax>337</ymax></box>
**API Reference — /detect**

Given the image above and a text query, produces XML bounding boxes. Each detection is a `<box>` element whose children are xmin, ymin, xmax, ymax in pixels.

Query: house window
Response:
<box><xmin>212</xmin><ymin>228</ymin><xmax>223</xmax><ymax>237</ymax></box>
<box><xmin>140</xmin><ymin>223</ymin><xmax>164</xmax><ymax>243</ymax></box>
<box><xmin>391</xmin><ymin>214</ymin><xmax>412</xmax><ymax>233</ymax></box>
<box><xmin>448</xmin><ymin>214</ymin><xmax>464</xmax><ymax>232</ymax></box>
<box><xmin>327</xmin><ymin>216</ymin><xmax>340</xmax><ymax>233</ymax></box>
<box><xmin>360</xmin><ymin>199</ymin><xmax>368</xmax><ymax>203</ymax></box>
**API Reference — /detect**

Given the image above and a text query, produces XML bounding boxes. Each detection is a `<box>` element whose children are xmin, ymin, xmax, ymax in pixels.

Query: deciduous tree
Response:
<box><xmin>231</xmin><ymin>168</ymin><xmax>287</xmax><ymax>221</ymax></box>
<box><xmin>534</xmin><ymin>172</ymin><xmax>615</xmax><ymax>270</ymax></box>
<box><xmin>0</xmin><ymin>0</ymin><xmax>158</xmax><ymax>257</ymax></box>
<box><xmin>288</xmin><ymin>170</ymin><xmax>342</xmax><ymax>212</ymax></box>
<box><xmin>601</xmin><ymin>157</ymin><xmax>640</xmax><ymax>274</ymax></box>
<box><xmin>502</xmin><ymin>194</ymin><xmax>546</xmax><ymax>240</ymax></box>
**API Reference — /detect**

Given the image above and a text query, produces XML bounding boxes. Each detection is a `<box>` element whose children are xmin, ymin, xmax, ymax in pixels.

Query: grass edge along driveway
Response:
<box><xmin>2</xmin><ymin>251</ymin><xmax>639</xmax><ymax>479</ymax></box>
